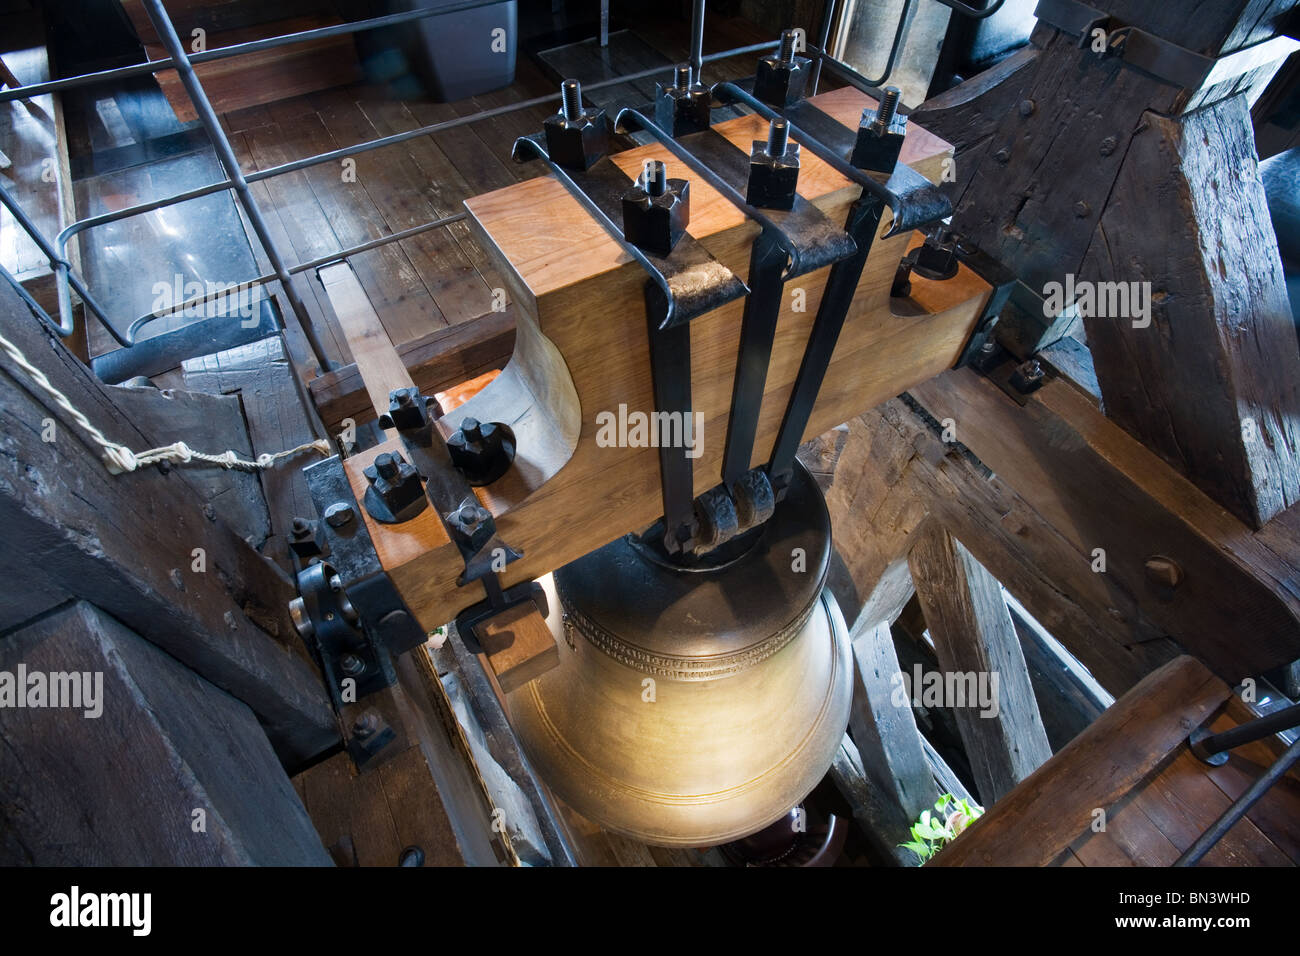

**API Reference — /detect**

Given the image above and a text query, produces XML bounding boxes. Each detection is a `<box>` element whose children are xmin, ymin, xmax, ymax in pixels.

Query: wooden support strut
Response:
<box><xmin>911</xmin><ymin>0</ymin><xmax>1300</xmax><ymax>529</ymax></box>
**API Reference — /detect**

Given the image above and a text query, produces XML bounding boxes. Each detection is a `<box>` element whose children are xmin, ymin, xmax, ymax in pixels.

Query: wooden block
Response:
<box><xmin>473</xmin><ymin>603</ymin><xmax>560</xmax><ymax>694</ymax></box>
<box><xmin>355</xmin><ymin>88</ymin><xmax>990</xmax><ymax>632</ymax></box>
<box><xmin>0</xmin><ymin>602</ymin><xmax>332</xmax><ymax>865</ymax></box>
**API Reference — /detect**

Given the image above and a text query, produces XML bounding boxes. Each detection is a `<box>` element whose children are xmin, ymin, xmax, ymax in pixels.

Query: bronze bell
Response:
<box><xmin>507</xmin><ymin>462</ymin><xmax>852</xmax><ymax>847</ymax></box>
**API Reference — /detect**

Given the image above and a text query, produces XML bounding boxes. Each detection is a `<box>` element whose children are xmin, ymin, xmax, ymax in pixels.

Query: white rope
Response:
<box><xmin>0</xmin><ymin>329</ymin><xmax>330</xmax><ymax>475</ymax></box>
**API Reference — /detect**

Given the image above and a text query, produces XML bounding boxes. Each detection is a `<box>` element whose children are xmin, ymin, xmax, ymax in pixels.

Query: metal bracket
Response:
<box><xmin>614</xmin><ymin>110</ymin><xmax>856</xmax><ymax>545</ymax></box>
<box><xmin>297</xmin><ymin>456</ymin><xmax>430</xmax><ymax>706</ymax></box>
<box><xmin>710</xmin><ymin>82</ymin><xmax>952</xmax><ymax>499</ymax></box>
<box><xmin>950</xmin><ymin>236</ymin><xmax>1018</xmax><ymax>369</ymax></box>
<box><xmin>513</xmin><ymin>132</ymin><xmax>749</xmax><ymax>554</ymax></box>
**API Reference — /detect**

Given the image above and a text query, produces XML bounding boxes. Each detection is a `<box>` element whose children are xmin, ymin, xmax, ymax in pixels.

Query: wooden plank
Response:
<box><xmin>312</xmin><ymin>95</ymin><xmax>495</xmax><ymax>326</ymax></box>
<box><xmin>318</xmin><ymin>261</ymin><xmax>414</xmax><ymax>424</ymax></box>
<box><xmin>181</xmin><ymin>337</ymin><xmax>322</xmax><ymax>575</ymax></box>
<box><xmin>844</xmin><ymin>622</ymin><xmax>941</xmax><ymax>859</ymax></box>
<box><xmin>931</xmin><ymin>656</ymin><xmax>1229</xmax><ymax>866</ymax></box>
<box><xmin>308</xmin><ymin>306</ymin><xmax>516</xmax><ymax>432</ymax></box>
<box><xmin>1069</xmin><ymin>785</ymin><xmax>1183</xmax><ymax>866</ymax></box>
<box><xmin>909</xmin><ymin>368</ymin><xmax>1300</xmax><ymax>683</ymax></box>
<box><xmin>1080</xmin><ymin>97</ymin><xmax>1300</xmax><ymax>529</ymax></box>
<box><xmin>908</xmin><ymin>522</ymin><xmax>1052</xmax><ymax>803</ymax></box>
<box><xmin>0</xmin><ymin>283</ymin><xmax>337</xmax><ymax>763</ymax></box>
<box><xmin>0</xmin><ymin>602</ymin><xmax>332</xmax><ymax>865</ymax></box>
<box><xmin>361</xmin><ymin>89</ymin><xmax>987</xmax><ymax>632</ymax></box>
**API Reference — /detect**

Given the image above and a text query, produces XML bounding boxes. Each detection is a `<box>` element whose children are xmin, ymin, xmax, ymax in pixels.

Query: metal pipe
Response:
<box><xmin>0</xmin><ymin>180</ymin><xmax>115</xmax><ymax>337</ymax></box>
<box><xmin>1193</xmin><ymin>701</ymin><xmax>1300</xmax><ymax>758</ymax></box>
<box><xmin>1</xmin><ymin>262</ymin><xmax>61</xmax><ymax>333</ymax></box>
<box><xmin>1174</xmin><ymin>736</ymin><xmax>1300</xmax><ymax>866</ymax></box>
<box><xmin>141</xmin><ymin>0</ymin><xmax>332</xmax><ymax>372</ymax></box>
<box><xmin>125</xmin><ymin>212</ymin><xmax>470</xmax><ymax>339</ymax></box>
<box><xmin>809</xmin><ymin>0</ymin><xmax>839</xmax><ymax>96</ymax></box>
<box><xmin>0</xmin><ymin>0</ymin><xmax>513</xmax><ymax>103</ymax></box>
<box><xmin>690</xmin><ymin>0</ymin><xmax>707</xmax><ymax>80</ymax></box>
<box><xmin>808</xmin><ymin>0</ymin><xmax>917</xmax><ymax>91</ymax></box>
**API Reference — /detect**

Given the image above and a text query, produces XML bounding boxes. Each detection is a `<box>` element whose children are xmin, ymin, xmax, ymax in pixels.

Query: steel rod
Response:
<box><xmin>1174</xmin><ymin>736</ymin><xmax>1300</xmax><ymax>866</ymax></box>
<box><xmin>0</xmin><ymin>180</ymin><xmax>115</xmax><ymax>337</ymax></box>
<box><xmin>0</xmin><ymin>0</ymin><xmax>513</xmax><ymax>103</ymax></box>
<box><xmin>809</xmin><ymin>0</ymin><xmax>839</xmax><ymax>96</ymax></box>
<box><xmin>931</xmin><ymin>0</ymin><xmax>1007</xmax><ymax>19</ymax></box>
<box><xmin>142</xmin><ymin>0</ymin><xmax>330</xmax><ymax>371</ymax></box>
<box><xmin>1194</xmin><ymin>701</ymin><xmax>1300</xmax><ymax>757</ymax></box>
<box><xmin>690</xmin><ymin>0</ymin><xmax>708</xmax><ymax>79</ymax></box>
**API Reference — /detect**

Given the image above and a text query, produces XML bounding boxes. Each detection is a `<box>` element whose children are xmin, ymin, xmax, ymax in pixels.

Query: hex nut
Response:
<box><xmin>621</xmin><ymin>173</ymin><xmax>690</xmax><ymax>258</ymax></box>
<box><xmin>753</xmin><ymin>54</ymin><xmax>810</xmax><ymax>107</ymax></box>
<box><xmin>543</xmin><ymin>108</ymin><xmax>609</xmax><ymax>171</ymax></box>
<box><xmin>746</xmin><ymin>139</ymin><xmax>801</xmax><ymax>210</ymax></box>
<box><xmin>851</xmin><ymin>106</ymin><xmax>908</xmax><ymax>174</ymax></box>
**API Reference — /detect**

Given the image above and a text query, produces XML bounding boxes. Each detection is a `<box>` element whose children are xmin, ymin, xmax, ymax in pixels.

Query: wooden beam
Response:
<box><xmin>0</xmin><ymin>282</ymin><xmax>338</xmax><ymax>765</ymax></box>
<box><xmin>1080</xmin><ymin>96</ymin><xmax>1300</xmax><ymax>528</ymax></box>
<box><xmin>908</xmin><ymin>522</ymin><xmax>1052</xmax><ymax>803</ymax></box>
<box><xmin>0</xmin><ymin>602</ymin><xmax>332</xmax><ymax>865</ymax></box>
<box><xmin>931</xmin><ymin>655</ymin><xmax>1230</xmax><ymax>867</ymax></box>
<box><xmin>909</xmin><ymin>368</ymin><xmax>1300</xmax><ymax>683</ymax></box>
<box><xmin>356</xmin><ymin>89</ymin><xmax>990</xmax><ymax>632</ymax></box>
<box><xmin>915</xmin><ymin>3</ymin><xmax>1300</xmax><ymax>526</ymax></box>
<box><xmin>844</xmin><ymin>621</ymin><xmax>941</xmax><ymax>855</ymax></box>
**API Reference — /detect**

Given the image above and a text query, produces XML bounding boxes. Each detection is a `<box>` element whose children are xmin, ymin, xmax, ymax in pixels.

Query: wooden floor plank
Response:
<box><xmin>269</xmin><ymin>105</ymin><xmax>444</xmax><ymax>347</ymax></box>
<box><xmin>313</xmin><ymin>94</ymin><xmax>495</xmax><ymax>326</ymax></box>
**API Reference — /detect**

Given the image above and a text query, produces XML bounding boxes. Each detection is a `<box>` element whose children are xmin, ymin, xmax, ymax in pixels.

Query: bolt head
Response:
<box><xmin>324</xmin><ymin>502</ymin><xmax>354</xmax><ymax>527</ymax></box>
<box><xmin>1100</xmin><ymin>136</ymin><xmax>1118</xmax><ymax>156</ymax></box>
<box><xmin>375</xmin><ymin>453</ymin><xmax>399</xmax><ymax>480</ymax></box>
<box><xmin>340</xmin><ymin>654</ymin><xmax>366</xmax><ymax>677</ymax></box>
<box><xmin>1144</xmin><ymin>556</ymin><xmax>1183</xmax><ymax>589</ymax></box>
<box><xmin>1018</xmin><ymin>99</ymin><xmax>1035</xmax><ymax>117</ymax></box>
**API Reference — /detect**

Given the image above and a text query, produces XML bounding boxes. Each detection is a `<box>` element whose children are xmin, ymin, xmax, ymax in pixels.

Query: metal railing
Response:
<box><xmin>0</xmin><ymin>0</ymin><xmax>974</xmax><ymax>373</ymax></box>
<box><xmin>0</xmin><ymin>0</ymin><xmax>786</xmax><ymax>372</ymax></box>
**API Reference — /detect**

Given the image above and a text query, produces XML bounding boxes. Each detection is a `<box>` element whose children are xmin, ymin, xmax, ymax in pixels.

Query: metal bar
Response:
<box><xmin>125</xmin><ymin>212</ymin><xmax>468</xmax><ymax>342</ymax></box>
<box><xmin>0</xmin><ymin>0</ymin><xmax>514</xmax><ymax>103</ymax></box>
<box><xmin>0</xmin><ymin>180</ymin><xmax>113</xmax><ymax>336</ymax></box>
<box><xmin>1173</xmin><ymin>736</ymin><xmax>1300</xmax><ymax>866</ymax></box>
<box><xmin>766</xmin><ymin>195</ymin><xmax>886</xmax><ymax>494</ymax></box>
<box><xmin>1193</xmin><ymin>701</ymin><xmax>1300</xmax><ymax>758</ymax></box>
<box><xmin>1</xmin><ymin>262</ymin><xmax>60</xmax><ymax>332</ymax></box>
<box><xmin>141</xmin><ymin>0</ymin><xmax>331</xmax><ymax>372</ymax></box>
<box><xmin>690</xmin><ymin>0</ymin><xmax>708</xmax><ymax>80</ymax></box>
<box><xmin>809</xmin><ymin>0</ymin><xmax>839</xmax><ymax>96</ymax></box>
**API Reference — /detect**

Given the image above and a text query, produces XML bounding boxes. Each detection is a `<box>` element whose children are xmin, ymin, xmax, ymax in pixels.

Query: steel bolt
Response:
<box><xmin>641</xmin><ymin>159</ymin><xmax>668</xmax><ymax>197</ymax></box>
<box><xmin>374</xmin><ymin>453</ymin><xmax>399</xmax><ymax>480</ymax></box>
<box><xmin>778</xmin><ymin>28</ymin><xmax>797</xmax><ymax>63</ymax></box>
<box><xmin>1145</xmin><ymin>556</ymin><xmax>1183</xmax><ymax>589</ymax></box>
<box><xmin>1018</xmin><ymin>99</ymin><xmax>1035</xmax><ymax>117</ymax></box>
<box><xmin>353</xmin><ymin>714</ymin><xmax>378</xmax><ymax>738</ymax></box>
<box><xmin>561</xmin><ymin>78</ymin><xmax>583</xmax><ymax>121</ymax></box>
<box><xmin>340</xmin><ymin>654</ymin><xmax>366</xmax><ymax>677</ymax></box>
<box><xmin>1074</xmin><ymin>201</ymin><xmax>1091</xmax><ymax>218</ymax></box>
<box><xmin>1100</xmin><ymin>136</ymin><xmax>1118</xmax><ymax>156</ymax></box>
<box><xmin>291</xmin><ymin>516</ymin><xmax>310</xmax><ymax>536</ymax></box>
<box><xmin>767</xmin><ymin>117</ymin><xmax>789</xmax><ymax>157</ymax></box>
<box><xmin>324</xmin><ymin>502</ymin><xmax>354</xmax><ymax>528</ymax></box>
<box><xmin>872</xmin><ymin>86</ymin><xmax>901</xmax><ymax>134</ymax></box>
<box><xmin>462</xmin><ymin>417</ymin><xmax>483</xmax><ymax>442</ymax></box>
<box><xmin>675</xmin><ymin>63</ymin><xmax>691</xmax><ymax>88</ymax></box>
